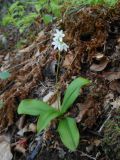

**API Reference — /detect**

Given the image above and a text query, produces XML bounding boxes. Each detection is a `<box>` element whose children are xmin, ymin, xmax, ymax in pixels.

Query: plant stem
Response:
<box><xmin>56</xmin><ymin>51</ymin><xmax>61</xmax><ymax>84</ymax></box>
<box><xmin>56</xmin><ymin>51</ymin><xmax>61</xmax><ymax>111</ymax></box>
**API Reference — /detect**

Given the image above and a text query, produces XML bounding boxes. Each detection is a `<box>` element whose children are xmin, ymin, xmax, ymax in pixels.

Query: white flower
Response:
<box><xmin>52</xmin><ymin>29</ymin><xmax>69</xmax><ymax>52</ymax></box>
<box><xmin>54</xmin><ymin>29</ymin><xmax>65</xmax><ymax>41</ymax></box>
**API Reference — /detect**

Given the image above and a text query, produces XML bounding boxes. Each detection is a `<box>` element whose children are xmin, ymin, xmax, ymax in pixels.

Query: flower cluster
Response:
<box><xmin>52</xmin><ymin>29</ymin><xmax>69</xmax><ymax>52</ymax></box>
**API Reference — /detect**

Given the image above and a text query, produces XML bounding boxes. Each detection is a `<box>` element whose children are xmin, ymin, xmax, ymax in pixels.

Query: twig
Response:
<box><xmin>86</xmin><ymin>128</ymin><xmax>103</xmax><ymax>138</ymax></box>
<box><xmin>7</xmin><ymin>59</ymin><xmax>32</xmax><ymax>72</ymax></box>
<box><xmin>18</xmin><ymin>42</ymin><xmax>36</xmax><ymax>54</ymax></box>
<box><xmin>0</xmin><ymin>81</ymin><xmax>14</xmax><ymax>95</ymax></box>
<box><xmin>77</xmin><ymin>150</ymin><xmax>96</xmax><ymax>160</ymax></box>
<box><xmin>40</xmin><ymin>81</ymin><xmax>48</xmax><ymax>89</ymax></box>
<box><xmin>98</xmin><ymin>113</ymin><xmax>111</xmax><ymax>133</ymax></box>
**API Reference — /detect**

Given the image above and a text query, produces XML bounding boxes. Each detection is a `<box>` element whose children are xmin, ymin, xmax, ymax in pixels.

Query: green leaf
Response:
<box><xmin>2</xmin><ymin>14</ymin><xmax>14</xmax><ymax>26</ymax></box>
<box><xmin>58</xmin><ymin>117</ymin><xmax>80</xmax><ymax>151</ymax></box>
<box><xmin>42</xmin><ymin>14</ymin><xmax>53</xmax><ymax>24</ymax></box>
<box><xmin>37</xmin><ymin>110</ymin><xmax>61</xmax><ymax>132</ymax></box>
<box><xmin>18</xmin><ymin>99</ymin><xmax>58</xmax><ymax>116</ymax></box>
<box><xmin>0</xmin><ymin>71</ymin><xmax>10</xmax><ymax>80</ymax></box>
<box><xmin>61</xmin><ymin>77</ymin><xmax>90</xmax><ymax>113</ymax></box>
<box><xmin>50</xmin><ymin>2</ymin><xmax>61</xmax><ymax>17</ymax></box>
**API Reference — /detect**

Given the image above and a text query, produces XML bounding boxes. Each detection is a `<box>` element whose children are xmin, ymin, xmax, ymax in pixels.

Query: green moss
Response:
<box><xmin>102</xmin><ymin>111</ymin><xmax>120</xmax><ymax>160</ymax></box>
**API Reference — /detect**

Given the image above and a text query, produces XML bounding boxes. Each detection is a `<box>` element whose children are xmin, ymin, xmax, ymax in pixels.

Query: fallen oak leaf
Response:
<box><xmin>76</xmin><ymin>96</ymin><xmax>101</xmax><ymax>128</ymax></box>
<box><xmin>76</xmin><ymin>100</ymin><xmax>92</xmax><ymax>123</ymax></box>
<box><xmin>90</xmin><ymin>56</ymin><xmax>109</xmax><ymax>72</ymax></box>
<box><xmin>104</xmin><ymin>72</ymin><xmax>120</xmax><ymax>81</ymax></box>
<box><xmin>63</xmin><ymin>53</ymin><xmax>74</xmax><ymax>68</ymax></box>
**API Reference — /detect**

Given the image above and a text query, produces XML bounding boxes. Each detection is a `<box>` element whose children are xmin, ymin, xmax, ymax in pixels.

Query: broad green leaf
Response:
<box><xmin>0</xmin><ymin>71</ymin><xmax>10</xmax><ymax>80</ymax></box>
<box><xmin>42</xmin><ymin>14</ymin><xmax>53</xmax><ymax>24</ymax></box>
<box><xmin>58</xmin><ymin>117</ymin><xmax>80</xmax><ymax>151</ymax></box>
<box><xmin>37</xmin><ymin>110</ymin><xmax>61</xmax><ymax>132</ymax></box>
<box><xmin>18</xmin><ymin>99</ymin><xmax>58</xmax><ymax>116</ymax></box>
<box><xmin>61</xmin><ymin>77</ymin><xmax>90</xmax><ymax>113</ymax></box>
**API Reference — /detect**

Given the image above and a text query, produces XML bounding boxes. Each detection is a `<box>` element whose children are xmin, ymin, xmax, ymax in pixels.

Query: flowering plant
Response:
<box><xmin>52</xmin><ymin>29</ymin><xmax>69</xmax><ymax>52</ymax></box>
<box><xmin>18</xmin><ymin>77</ymin><xmax>90</xmax><ymax>151</ymax></box>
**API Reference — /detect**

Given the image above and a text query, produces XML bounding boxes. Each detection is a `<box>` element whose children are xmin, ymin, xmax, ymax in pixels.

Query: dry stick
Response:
<box><xmin>0</xmin><ymin>81</ymin><xmax>14</xmax><ymax>95</ymax></box>
<box><xmin>98</xmin><ymin>106</ymin><xmax>115</xmax><ymax>133</ymax></box>
<box><xmin>6</xmin><ymin>59</ymin><xmax>31</xmax><ymax>72</ymax></box>
<box><xmin>18</xmin><ymin>115</ymin><xmax>26</xmax><ymax>130</ymax></box>
<box><xmin>86</xmin><ymin>128</ymin><xmax>103</xmax><ymax>138</ymax></box>
<box><xmin>70</xmin><ymin>52</ymin><xmax>78</xmax><ymax>66</ymax></box>
<box><xmin>18</xmin><ymin>42</ymin><xmax>36</xmax><ymax>54</ymax></box>
<box><xmin>77</xmin><ymin>150</ymin><xmax>96</xmax><ymax>160</ymax></box>
<box><xmin>98</xmin><ymin>113</ymin><xmax>112</xmax><ymax>133</ymax></box>
<box><xmin>0</xmin><ymin>127</ymin><xmax>8</xmax><ymax>134</ymax></box>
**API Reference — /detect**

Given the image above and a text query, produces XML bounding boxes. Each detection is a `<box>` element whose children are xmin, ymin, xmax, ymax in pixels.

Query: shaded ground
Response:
<box><xmin>0</xmin><ymin>3</ymin><xmax>120</xmax><ymax>160</ymax></box>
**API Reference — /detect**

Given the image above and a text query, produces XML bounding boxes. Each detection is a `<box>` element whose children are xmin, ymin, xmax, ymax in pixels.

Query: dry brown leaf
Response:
<box><xmin>14</xmin><ymin>138</ymin><xmax>27</xmax><ymax>155</ymax></box>
<box><xmin>104</xmin><ymin>72</ymin><xmax>120</xmax><ymax>81</ymax></box>
<box><xmin>109</xmin><ymin>80</ymin><xmax>120</xmax><ymax>93</ymax></box>
<box><xmin>14</xmin><ymin>145</ymin><xmax>26</xmax><ymax>155</ymax></box>
<box><xmin>63</xmin><ymin>54</ymin><xmax>74</xmax><ymax>68</ymax></box>
<box><xmin>0</xmin><ymin>62</ymin><xmax>43</xmax><ymax>129</ymax></box>
<box><xmin>93</xmin><ymin>139</ymin><xmax>101</xmax><ymax>147</ymax></box>
<box><xmin>90</xmin><ymin>56</ymin><xmax>109</xmax><ymax>72</ymax></box>
<box><xmin>111</xmin><ymin>97</ymin><xmax>120</xmax><ymax>109</ymax></box>
<box><xmin>17</xmin><ymin>123</ymin><xmax>36</xmax><ymax>136</ymax></box>
<box><xmin>18</xmin><ymin>42</ymin><xmax>36</xmax><ymax>54</ymax></box>
<box><xmin>28</xmin><ymin>123</ymin><xmax>37</xmax><ymax>133</ymax></box>
<box><xmin>43</xmin><ymin>91</ymin><xmax>60</xmax><ymax>110</ymax></box>
<box><xmin>0</xmin><ymin>135</ymin><xmax>13</xmax><ymax>160</ymax></box>
<box><xmin>43</xmin><ymin>91</ymin><xmax>55</xmax><ymax>103</ymax></box>
<box><xmin>94</xmin><ymin>53</ymin><xmax>104</xmax><ymax>60</ymax></box>
<box><xmin>76</xmin><ymin>96</ymin><xmax>101</xmax><ymax>128</ymax></box>
<box><xmin>17</xmin><ymin>116</ymin><xmax>26</xmax><ymax>130</ymax></box>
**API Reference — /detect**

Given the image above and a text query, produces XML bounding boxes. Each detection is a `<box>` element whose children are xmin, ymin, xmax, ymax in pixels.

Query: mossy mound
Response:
<box><xmin>102</xmin><ymin>108</ymin><xmax>120</xmax><ymax>160</ymax></box>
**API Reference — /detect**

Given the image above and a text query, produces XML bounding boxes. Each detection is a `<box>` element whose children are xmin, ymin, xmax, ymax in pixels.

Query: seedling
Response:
<box><xmin>0</xmin><ymin>71</ymin><xmax>11</xmax><ymax>80</ymax></box>
<box><xmin>18</xmin><ymin>77</ymin><xmax>90</xmax><ymax>151</ymax></box>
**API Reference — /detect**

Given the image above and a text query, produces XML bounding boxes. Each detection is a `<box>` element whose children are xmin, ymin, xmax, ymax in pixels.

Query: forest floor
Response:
<box><xmin>0</xmin><ymin>3</ymin><xmax>120</xmax><ymax>160</ymax></box>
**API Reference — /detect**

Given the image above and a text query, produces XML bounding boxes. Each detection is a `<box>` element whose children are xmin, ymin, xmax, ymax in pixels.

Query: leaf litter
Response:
<box><xmin>1</xmin><ymin>2</ymin><xmax>120</xmax><ymax>160</ymax></box>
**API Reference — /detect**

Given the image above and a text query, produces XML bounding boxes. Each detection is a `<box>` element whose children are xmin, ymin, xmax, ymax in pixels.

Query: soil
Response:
<box><xmin>0</xmin><ymin>3</ymin><xmax>120</xmax><ymax>160</ymax></box>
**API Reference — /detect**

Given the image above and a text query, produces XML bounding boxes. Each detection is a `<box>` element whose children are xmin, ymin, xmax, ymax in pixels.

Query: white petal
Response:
<box><xmin>55</xmin><ymin>29</ymin><xmax>59</xmax><ymax>33</ymax></box>
<box><xmin>62</xmin><ymin>43</ymin><xmax>69</xmax><ymax>52</ymax></box>
<box><xmin>54</xmin><ymin>30</ymin><xmax>65</xmax><ymax>38</ymax></box>
<box><xmin>64</xmin><ymin>46</ymin><xmax>67</xmax><ymax>52</ymax></box>
<box><xmin>59</xmin><ymin>30</ymin><xmax>64</xmax><ymax>35</ymax></box>
<box><xmin>52</xmin><ymin>41</ymin><xmax>56</xmax><ymax>46</ymax></box>
<box><xmin>54</xmin><ymin>45</ymin><xmax>57</xmax><ymax>50</ymax></box>
<box><xmin>58</xmin><ymin>44</ymin><xmax>62</xmax><ymax>51</ymax></box>
<box><xmin>53</xmin><ymin>37</ymin><xmax>60</xmax><ymax>42</ymax></box>
<box><xmin>52</xmin><ymin>29</ymin><xmax>69</xmax><ymax>51</ymax></box>
<box><xmin>59</xmin><ymin>37</ymin><xmax>63</xmax><ymax>42</ymax></box>
<box><xmin>54</xmin><ymin>33</ymin><xmax>58</xmax><ymax>37</ymax></box>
